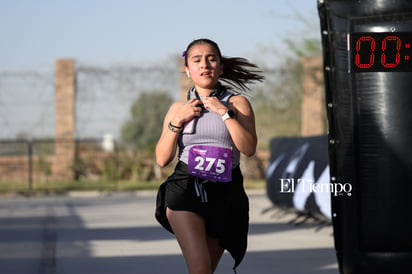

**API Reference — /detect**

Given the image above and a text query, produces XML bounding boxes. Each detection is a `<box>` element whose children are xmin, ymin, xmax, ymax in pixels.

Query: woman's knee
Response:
<box><xmin>166</xmin><ymin>209</ymin><xmax>213</xmax><ymax>274</ymax></box>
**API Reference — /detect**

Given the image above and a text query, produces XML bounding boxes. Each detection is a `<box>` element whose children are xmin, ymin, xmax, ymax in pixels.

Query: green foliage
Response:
<box><xmin>284</xmin><ymin>37</ymin><xmax>322</xmax><ymax>59</ymax></box>
<box><xmin>102</xmin><ymin>155</ymin><xmax>118</xmax><ymax>181</ymax></box>
<box><xmin>252</xmin><ymin>54</ymin><xmax>304</xmax><ymax>149</ymax></box>
<box><xmin>252</xmin><ymin>35</ymin><xmax>322</xmax><ymax>149</ymax></box>
<box><xmin>33</xmin><ymin>141</ymin><xmax>53</xmax><ymax>182</ymax></box>
<box><xmin>120</xmin><ymin>91</ymin><xmax>173</xmax><ymax>151</ymax></box>
<box><xmin>36</xmin><ymin>155</ymin><xmax>52</xmax><ymax>181</ymax></box>
<box><xmin>118</xmin><ymin>91</ymin><xmax>174</xmax><ymax>182</ymax></box>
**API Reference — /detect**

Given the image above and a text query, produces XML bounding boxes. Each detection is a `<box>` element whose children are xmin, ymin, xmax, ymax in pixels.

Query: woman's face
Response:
<box><xmin>185</xmin><ymin>43</ymin><xmax>223</xmax><ymax>90</ymax></box>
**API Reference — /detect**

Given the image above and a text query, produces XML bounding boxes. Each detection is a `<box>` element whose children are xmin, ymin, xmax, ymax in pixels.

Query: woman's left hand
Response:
<box><xmin>202</xmin><ymin>96</ymin><xmax>228</xmax><ymax>116</ymax></box>
<box><xmin>206</xmin><ymin>95</ymin><xmax>257</xmax><ymax>157</ymax></box>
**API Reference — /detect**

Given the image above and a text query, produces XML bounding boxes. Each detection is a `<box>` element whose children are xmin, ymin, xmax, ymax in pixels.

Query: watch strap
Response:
<box><xmin>221</xmin><ymin>110</ymin><xmax>235</xmax><ymax>121</ymax></box>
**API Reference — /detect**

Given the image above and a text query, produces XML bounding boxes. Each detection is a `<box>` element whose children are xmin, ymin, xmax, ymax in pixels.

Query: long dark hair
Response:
<box><xmin>183</xmin><ymin>38</ymin><xmax>264</xmax><ymax>91</ymax></box>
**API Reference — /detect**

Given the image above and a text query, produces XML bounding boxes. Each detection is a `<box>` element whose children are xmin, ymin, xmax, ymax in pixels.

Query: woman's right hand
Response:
<box><xmin>170</xmin><ymin>98</ymin><xmax>204</xmax><ymax>127</ymax></box>
<box><xmin>155</xmin><ymin>99</ymin><xmax>203</xmax><ymax>167</ymax></box>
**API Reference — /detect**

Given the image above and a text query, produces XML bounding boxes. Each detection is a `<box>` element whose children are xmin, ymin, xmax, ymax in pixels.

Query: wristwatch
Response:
<box><xmin>221</xmin><ymin>109</ymin><xmax>235</xmax><ymax>121</ymax></box>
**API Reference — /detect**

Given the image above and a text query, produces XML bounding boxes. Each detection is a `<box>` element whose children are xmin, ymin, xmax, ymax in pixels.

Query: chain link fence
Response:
<box><xmin>0</xmin><ymin>55</ymin><xmax>292</xmax><ymax>192</ymax></box>
<box><xmin>0</xmin><ymin>58</ymin><xmax>180</xmax><ymax>190</ymax></box>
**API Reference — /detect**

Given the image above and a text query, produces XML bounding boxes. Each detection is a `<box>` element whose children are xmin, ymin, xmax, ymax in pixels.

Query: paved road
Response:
<box><xmin>0</xmin><ymin>190</ymin><xmax>338</xmax><ymax>274</ymax></box>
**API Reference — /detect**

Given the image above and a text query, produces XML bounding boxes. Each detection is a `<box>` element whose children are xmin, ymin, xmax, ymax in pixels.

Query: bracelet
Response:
<box><xmin>168</xmin><ymin>122</ymin><xmax>182</xmax><ymax>133</ymax></box>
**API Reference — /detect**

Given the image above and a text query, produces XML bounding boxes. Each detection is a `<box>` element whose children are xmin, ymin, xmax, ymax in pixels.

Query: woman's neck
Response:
<box><xmin>195</xmin><ymin>86</ymin><xmax>213</xmax><ymax>97</ymax></box>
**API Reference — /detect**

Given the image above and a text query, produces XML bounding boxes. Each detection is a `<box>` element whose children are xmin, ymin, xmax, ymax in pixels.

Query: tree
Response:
<box><xmin>121</xmin><ymin>91</ymin><xmax>173</xmax><ymax>152</ymax></box>
<box><xmin>251</xmin><ymin>35</ymin><xmax>322</xmax><ymax>149</ymax></box>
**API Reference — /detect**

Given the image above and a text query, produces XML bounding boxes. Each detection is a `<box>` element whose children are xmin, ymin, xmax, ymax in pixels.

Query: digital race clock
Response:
<box><xmin>350</xmin><ymin>32</ymin><xmax>412</xmax><ymax>72</ymax></box>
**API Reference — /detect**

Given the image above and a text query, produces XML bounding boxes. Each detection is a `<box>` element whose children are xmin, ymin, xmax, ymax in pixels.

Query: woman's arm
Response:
<box><xmin>202</xmin><ymin>95</ymin><xmax>257</xmax><ymax>157</ymax></box>
<box><xmin>155</xmin><ymin>99</ymin><xmax>204</xmax><ymax>167</ymax></box>
<box><xmin>224</xmin><ymin>96</ymin><xmax>257</xmax><ymax>157</ymax></box>
<box><xmin>155</xmin><ymin>102</ymin><xmax>181</xmax><ymax>167</ymax></box>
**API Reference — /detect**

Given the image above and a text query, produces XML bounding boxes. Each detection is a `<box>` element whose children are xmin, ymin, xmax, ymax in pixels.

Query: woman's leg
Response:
<box><xmin>207</xmin><ymin>236</ymin><xmax>224</xmax><ymax>272</ymax></box>
<box><xmin>166</xmin><ymin>208</ymin><xmax>224</xmax><ymax>274</ymax></box>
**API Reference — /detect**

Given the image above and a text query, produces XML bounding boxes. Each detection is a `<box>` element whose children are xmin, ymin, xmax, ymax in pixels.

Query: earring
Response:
<box><xmin>186</xmin><ymin>71</ymin><xmax>190</xmax><ymax>78</ymax></box>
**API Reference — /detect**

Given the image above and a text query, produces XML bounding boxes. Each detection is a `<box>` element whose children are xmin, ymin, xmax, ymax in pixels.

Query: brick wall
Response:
<box><xmin>301</xmin><ymin>56</ymin><xmax>326</xmax><ymax>136</ymax></box>
<box><xmin>53</xmin><ymin>59</ymin><xmax>76</xmax><ymax>179</ymax></box>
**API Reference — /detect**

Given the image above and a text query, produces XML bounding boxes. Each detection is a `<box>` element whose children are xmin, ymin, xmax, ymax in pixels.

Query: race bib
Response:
<box><xmin>188</xmin><ymin>145</ymin><xmax>232</xmax><ymax>182</ymax></box>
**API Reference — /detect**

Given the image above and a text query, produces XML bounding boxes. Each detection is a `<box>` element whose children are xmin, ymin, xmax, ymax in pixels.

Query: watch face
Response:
<box><xmin>228</xmin><ymin>110</ymin><xmax>235</xmax><ymax>117</ymax></box>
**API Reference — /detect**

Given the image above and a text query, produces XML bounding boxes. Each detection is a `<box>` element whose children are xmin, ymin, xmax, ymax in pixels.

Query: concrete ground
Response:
<box><xmin>0</xmin><ymin>189</ymin><xmax>338</xmax><ymax>274</ymax></box>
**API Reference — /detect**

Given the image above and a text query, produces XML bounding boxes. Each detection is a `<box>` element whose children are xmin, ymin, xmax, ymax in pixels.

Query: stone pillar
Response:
<box><xmin>301</xmin><ymin>56</ymin><xmax>325</xmax><ymax>136</ymax></box>
<box><xmin>53</xmin><ymin>59</ymin><xmax>76</xmax><ymax>179</ymax></box>
<box><xmin>180</xmin><ymin>58</ymin><xmax>192</xmax><ymax>101</ymax></box>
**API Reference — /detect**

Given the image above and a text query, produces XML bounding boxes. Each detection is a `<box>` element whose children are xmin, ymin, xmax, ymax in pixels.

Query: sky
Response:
<box><xmin>0</xmin><ymin>0</ymin><xmax>320</xmax><ymax>140</ymax></box>
<box><xmin>0</xmin><ymin>0</ymin><xmax>319</xmax><ymax>71</ymax></box>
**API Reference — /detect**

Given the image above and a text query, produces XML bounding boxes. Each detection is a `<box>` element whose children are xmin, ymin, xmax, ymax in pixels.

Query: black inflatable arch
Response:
<box><xmin>318</xmin><ymin>0</ymin><xmax>412</xmax><ymax>273</ymax></box>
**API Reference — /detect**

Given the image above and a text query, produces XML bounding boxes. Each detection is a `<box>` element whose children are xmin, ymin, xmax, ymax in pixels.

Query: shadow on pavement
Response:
<box><xmin>0</xmin><ymin>195</ymin><xmax>337</xmax><ymax>274</ymax></box>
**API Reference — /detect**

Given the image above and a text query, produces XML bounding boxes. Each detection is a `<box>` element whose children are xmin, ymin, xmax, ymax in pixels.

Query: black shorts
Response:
<box><xmin>161</xmin><ymin>161</ymin><xmax>249</xmax><ymax>269</ymax></box>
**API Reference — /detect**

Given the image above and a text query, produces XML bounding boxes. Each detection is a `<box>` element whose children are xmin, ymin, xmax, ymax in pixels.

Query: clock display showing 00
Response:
<box><xmin>350</xmin><ymin>32</ymin><xmax>412</xmax><ymax>72</ymax></box>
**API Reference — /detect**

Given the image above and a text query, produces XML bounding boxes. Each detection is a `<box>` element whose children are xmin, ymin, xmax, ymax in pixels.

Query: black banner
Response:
<box><xmin>266</xmin><ymin>135</ymin><xmax>334</xmax><ymax>219</ymax></box>
<box><xmin>318</xmin><ymin>1</ymin><xmax>412</xmax><ymax>273</ymax></box>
